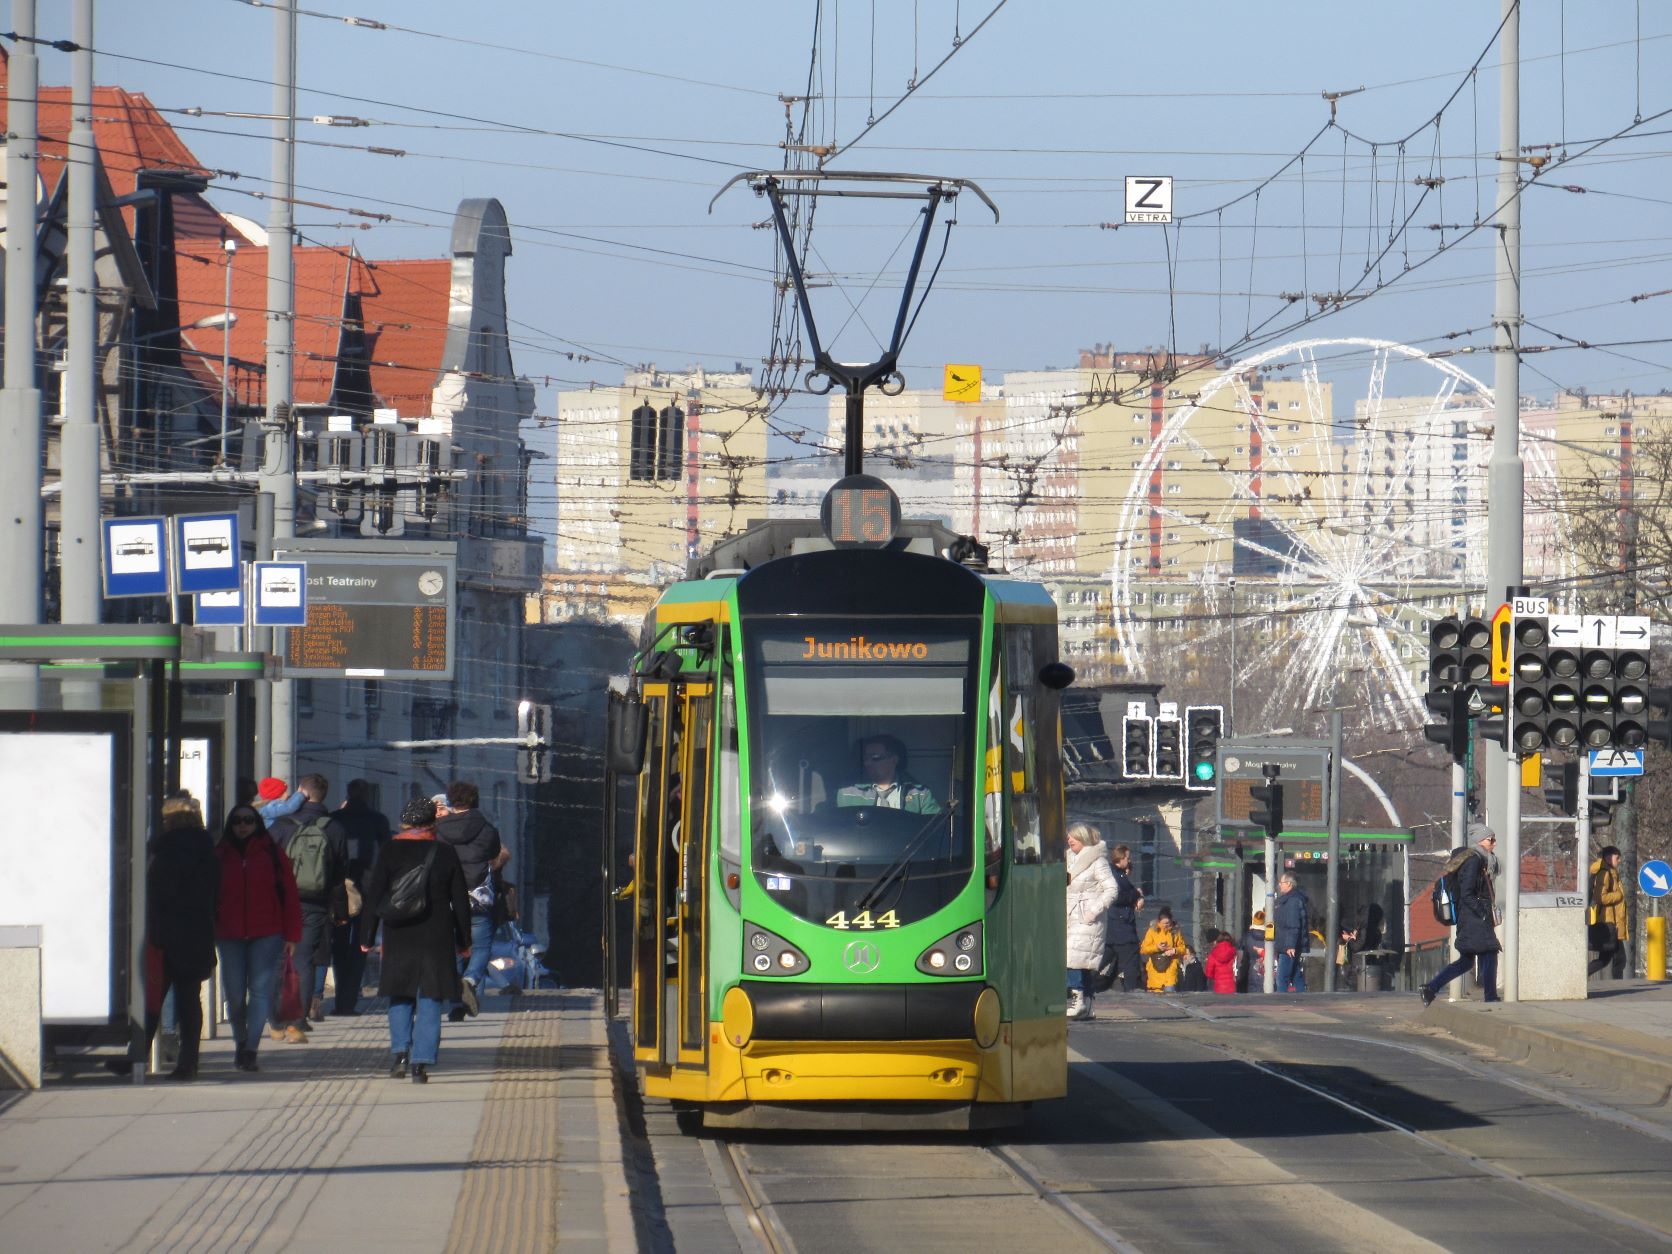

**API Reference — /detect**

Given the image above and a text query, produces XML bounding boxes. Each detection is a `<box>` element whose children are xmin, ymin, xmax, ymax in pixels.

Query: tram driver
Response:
<box><xmin>835</xmin><ymin>734</ymin><xmax>942</xmax><ymax>814</ymax></box>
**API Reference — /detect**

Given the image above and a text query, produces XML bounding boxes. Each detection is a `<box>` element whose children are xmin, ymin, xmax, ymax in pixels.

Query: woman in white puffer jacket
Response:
<box><xmin>1065</xmin><ymin>821</ymin><xmax>1118</xmax><ymax>1021</ymax></box>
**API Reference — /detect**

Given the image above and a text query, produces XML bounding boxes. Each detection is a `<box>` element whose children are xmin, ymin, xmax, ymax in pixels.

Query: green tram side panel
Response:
<box><xmin>981</xmin><ymin>577</ymin><xmax>1067</xmax><ymax>1025</ymax></box>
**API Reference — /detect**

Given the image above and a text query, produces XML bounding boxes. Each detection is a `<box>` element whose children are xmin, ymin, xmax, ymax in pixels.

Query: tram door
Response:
<box><xmin>630</xmin><ymin>681</ymin><xmax>714</xmax><ymax>1068</ymax></box>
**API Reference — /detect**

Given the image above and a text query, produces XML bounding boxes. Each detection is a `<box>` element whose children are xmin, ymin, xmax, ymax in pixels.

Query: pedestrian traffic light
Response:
<box><xmin>1153</xmin><ymin>717</ymin><xmax>1183</xmax><ymax>780</ymax></box>
<box><xmin>1472</xmin><ymin>682</ymin><xmax>1512</xmax><ymax>751</ymax></box>
<box><xmin>1184</xmin><ymin>704</ymin><xmax>1224</xmax><ymax>792</ymax></box>
<box><xmin>1249</xmin><ymin>770</ymin><xmax>1284</xmax><ymax>839</ymax></box>
<box><xmin>1122</xmin><ymin>715</ymin><xmax>1153</xmax><ymax>780</ymax></box>
<box><xmin>1423</xmin><ymin>685</ymin><xmax>1469</xmax><ymax>763</ymax></box>
<box><xmin>1543</xmin><ymin>759</ymin><xmax>1579</xmax><ymax>817</ymax></box>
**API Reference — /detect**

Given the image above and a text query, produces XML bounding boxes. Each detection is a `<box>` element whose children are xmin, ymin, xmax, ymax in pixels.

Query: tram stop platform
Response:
<box><xmin>0</xmin><ymin>990</ymin><xmax>635</xmax><ymax>1253</ymax></box>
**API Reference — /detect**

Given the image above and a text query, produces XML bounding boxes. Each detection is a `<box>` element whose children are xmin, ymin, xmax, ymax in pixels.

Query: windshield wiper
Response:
<box><xmin>854</xmin><ymin>800</ymin><xmax>960</xmax><ymax>913</ymax></box>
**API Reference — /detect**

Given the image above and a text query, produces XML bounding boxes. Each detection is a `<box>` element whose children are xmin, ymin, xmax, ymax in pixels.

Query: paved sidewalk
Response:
<box><xmin>1423</xmin><ymin>979</ymin><xmax>1672</xmax><ymax>1095</ymax></box>
<box><xmin>0</xmin><ymin>989</ymin><xmax>634</xmax><ymax>1253</ymax></box>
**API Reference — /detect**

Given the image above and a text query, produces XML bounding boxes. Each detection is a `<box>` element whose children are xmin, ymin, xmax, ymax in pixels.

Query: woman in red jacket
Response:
<box><xmin>1202</xmin><ymin>928</ymin><xmax>1239</xmax><ymax>995</ymax></box>
<box><xmin>215</xmin><ymin>804</ymin><xmax>302</xmax><ymax>1072</ymax></box>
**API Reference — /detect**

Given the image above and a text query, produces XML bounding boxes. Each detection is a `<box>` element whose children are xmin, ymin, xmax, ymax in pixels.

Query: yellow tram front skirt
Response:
<box><xmin>641</xmin><ymin>1015</ymin><xmax>1066</xmax><ymax>1110</ymax></box>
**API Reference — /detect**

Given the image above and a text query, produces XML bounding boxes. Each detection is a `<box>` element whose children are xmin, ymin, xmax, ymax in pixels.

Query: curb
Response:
<box><xmin>1424</xmin><ymin>999</ymin><xmax>1672</xmax><ymax>1098</ymax></box>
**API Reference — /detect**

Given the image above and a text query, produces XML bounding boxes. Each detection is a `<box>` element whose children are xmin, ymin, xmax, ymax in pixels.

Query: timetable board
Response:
<box><xmin>275</xmin><ymin>542</ymin><xmax>455</xmax><ymax>680</ymax></box>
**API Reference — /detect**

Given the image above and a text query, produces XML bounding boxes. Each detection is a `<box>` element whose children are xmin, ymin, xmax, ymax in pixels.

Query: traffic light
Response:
<box><xmin>1647</xmin><ymin>687</ymin><xmax>1672</xmax><ymax>748</ymax></box>
<box><xmin>1249</xmin><ymin>771</ymin><xmax>1284</xmax><ymax>840</ymax></box>
<box><xmin>1508</xmin><ymin>613</ymin><xmax>1551</xmax><ymax>751</ymax></box>
<box><xmin>1428</xmin><ymin>616</ymin><xmax>1461</xmax><ymax>689</ymax></box>
<box><xmin>1122</xmin><ymin>715</ymin><xmax>1153</xmax><ymax>780</ymax></box>
<box><xmin>1459</xmin><ymin>615</ymin><xmax>1492</xmax><ymax>686</ymax></box>
<box><xmin>1153</xmin><ymin>717</ymin><xmax>1183</xmax><ymax>780</ymax></box>
<box><xmin>1543</xmin><ymin>759</ymin><xmax>1579</xmax><ymax>817</ymax></box>
<box><xmin>1184</xmin><ymin>704</ymin><xmax>1224</xmax><ymax>792</ymax></box>
<box><xmin>1473</xmin><ymin>682</ymin><xmax>1512</xmax><ymax>751</ymax></box>
<box><xmin>1575</xmin><ymin>643</ymin><xmax>1650</xmax><ymax>750</ymax></box>
<box><xmin>1423</xmin><ymin>685</ymin><xmax>1469</xmax><ymax>763</ymax></box>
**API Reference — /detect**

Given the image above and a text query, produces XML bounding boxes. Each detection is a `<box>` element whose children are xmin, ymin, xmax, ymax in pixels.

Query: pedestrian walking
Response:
<box><xmin>1065</xmin><ymin>822</ymin><xmax>1118</xmax><ymax>1020</ymax></box>
<box><xmin>360</xmin><ymin>798</ymin><xmax>472</xmax><ymax>1084</ymax></box>
<box><xmin>268</xmin><ymin>774</ymin><xmax>349</xmax><ymax>1035</ymax></box>
<box><xmin>107</xmin><ymin>796</ymin><xmax>220</xmax><ymax>1079</ymax></box>
<box><xmin>1273</xmin><ymin>872</ymin><xmax>1312</xmax><ymax>992</ymax></box>
<box><xmin>1140</xmin><ymin>907</ymin><xmax>1192</xmax><ymax>992</ymax></box>
<box><xmin>1588</xmin><ymin>844</ymin><xmax>1627</xmax><ymax>979</ymax></box>
<box><xmin>1202</xmin><ymin>928</ymin><xmax>1239</xmax><ymax>994</ymax></box>
<box><xmin>215</xmin><ymin>804</ymin><xmax>301</xmax><ymax>1073</ymax></box>
<box><xmin>330</xmin><ymin>779</ymin><xmax>391</xmax><ymax>1015</ymax></box>
<box><xmin>436</xmin><ymin>780</ymin><xmax>509</xmax><ymax>1022</ymax></box>
<box><xmin>1098</xmin><ymin>843</ymin><xmax>1145</xmax><ymax>993</ymax></box>
<box><xmin>1421</xmin><ymin>826</ymin><xmax>1501</xmax><ymax>1006</ymax></box>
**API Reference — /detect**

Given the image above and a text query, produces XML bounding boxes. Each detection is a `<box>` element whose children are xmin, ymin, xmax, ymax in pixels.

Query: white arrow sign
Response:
<box><xmin>1548</xmin><ymin>614</ymin><xmax>1582</xmax><ymax>643</ymax></box>
<box><xmin>1584</xmin><ymin>615</ymin><xmax>1617</xmax><ymax>648</ymax></box>
<box><xmin>1646</xmin><ymin>866</ymin><xmax>1670</xmax><ymax>894</ymax></box>
<box><xmin>1617</xmin><ymin>615</ymin><xmax>1651</xmax><ymax>646</ymax></box>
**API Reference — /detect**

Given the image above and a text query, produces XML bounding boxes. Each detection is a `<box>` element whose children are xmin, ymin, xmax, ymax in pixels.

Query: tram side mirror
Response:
<box><xmin>606</xmin><ymin>693</ymin><xmax>649</xmax><ymax>775</ymax></box>
<box><xmin>678</xmin><ymin>622</ymin><xmax>715</xmax><ymax>653</ymax></box>
<box><xmin>1038</xmin><ymin>661</ymin><xmax>1075</xmax><ymax>691</ymax></box>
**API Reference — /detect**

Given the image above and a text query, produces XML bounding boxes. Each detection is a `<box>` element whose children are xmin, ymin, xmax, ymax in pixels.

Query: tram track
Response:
<box><xmin>1145</xmin><ymin>998</ymin><xmax>1672</xmax><ymax>1246</ymax></box>
<box><xmin>711</xmin><ymin>1132</ymin><xmax>1137</xmax><ymax>1253</ymax></box>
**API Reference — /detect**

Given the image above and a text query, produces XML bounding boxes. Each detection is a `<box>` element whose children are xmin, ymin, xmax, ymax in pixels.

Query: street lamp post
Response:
<box><xmin>221</xmin><ymin>238</ymin><xmax>237</xmax><ymax>464</ymax></box>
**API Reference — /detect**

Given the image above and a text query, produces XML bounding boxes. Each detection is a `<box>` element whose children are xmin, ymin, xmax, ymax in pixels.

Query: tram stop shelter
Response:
<box><xmin>1188</xmin><ymin>828</ymin><xmax>1414</xmax><ymax>991</ymax></box>
<box><xmin>0</xmin><ymin>625</ymin><xmax>271</xmax><ymax>1086</ymax></box>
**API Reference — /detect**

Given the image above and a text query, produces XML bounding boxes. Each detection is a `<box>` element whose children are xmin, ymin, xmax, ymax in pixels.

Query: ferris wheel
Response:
<box><xmin>1108</xmin><ymin>338</ymin><xmax>1571</xmax><ymax>734</ymax></box>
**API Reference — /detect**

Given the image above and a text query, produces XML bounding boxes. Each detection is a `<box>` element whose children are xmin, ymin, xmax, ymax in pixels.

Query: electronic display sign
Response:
<box><xmin>274</xmin><ymin>542</ymin><xmax>455</xmax><ymax>680</ymax></box>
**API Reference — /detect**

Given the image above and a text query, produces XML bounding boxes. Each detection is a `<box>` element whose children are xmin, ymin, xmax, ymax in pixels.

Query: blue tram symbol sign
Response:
<box><xmin>101</xmin><ymin>517</ymin><xmax>169</xmax><ymax>598</ymax></box>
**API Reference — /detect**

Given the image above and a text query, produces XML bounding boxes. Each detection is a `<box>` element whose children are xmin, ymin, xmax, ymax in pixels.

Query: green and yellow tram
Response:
<box><xmin>607</xmin><ymin>477</ymin><xmax>1072</xmax><ymax>1130</ymax></box>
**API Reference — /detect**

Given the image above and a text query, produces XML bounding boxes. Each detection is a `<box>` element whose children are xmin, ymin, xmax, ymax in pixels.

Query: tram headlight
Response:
<box><xmin>916</xmin><ymin>921</ymin><xmax>983</xmax><ymax>977</ymax></box>
<box><xmin>743</xmin><ymin>924</ymin><xmax>809</xmax><ymax>976</ymax></box>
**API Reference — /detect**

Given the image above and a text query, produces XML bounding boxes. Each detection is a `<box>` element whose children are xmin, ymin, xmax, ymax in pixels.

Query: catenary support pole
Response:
<box><xmin>261</xmin><ymin>0</ymin><xmax>299</xmax><ymax>783</ymax></box>
<box><xmin>0</xmin><ymin>0</ymin><xmax>42</xmax><ymax>706</ymax></box>
<box><xmin>61</xmin><ymin>0</ymin><xmax>101</xmax><ymax>645</ymax></box>
<box><xmin>1486</xmin><ymin>0</ymin><xmax>1524</xmax><ymax>1003</ymax></box>
<box><xmin>1324</xmin><ymin>707</ymin><xmax>1343</xmax><ymax>992</ymax></box>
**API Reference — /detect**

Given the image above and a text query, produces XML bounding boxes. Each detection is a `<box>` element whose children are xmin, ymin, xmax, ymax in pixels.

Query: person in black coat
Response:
<box><xmin>1421</xmin><ymin>826</ymin><xmax>1501</xmax><ymax>1006</ymax></box>
<box><xmin>359</xmin><ymin>797</ymin><xmax>472</xmax><ymax>1083</ymax></box>
<box><xmin>1099</xmin><ymin>843</ymin><xmax>1145</xmax><ymax>992</ymax></box>
<box><xmin>109</xmin><ymin>796</ymin><xmax>220</xmax><ymax>1080</ymax></box>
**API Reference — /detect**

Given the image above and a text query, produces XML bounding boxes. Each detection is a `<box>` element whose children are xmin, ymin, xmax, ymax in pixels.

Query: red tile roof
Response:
<box><xmin>175</xmin><ymin>240</ymin><xmax>355</xmax><ymax>408</ymax></box>
<box><xmin>0</xmin><ymin>58</ymin><xmax>209</xmax><ymax>228</ymax></box>
<box><xmin>357</xmin><ymin>259</ymin><xmax>451</xmax><ymax>414</ymax></box>
<box><xmin>175</xmin><ymin>245</ymin><xmax>452</xmax><ymax>413</ymax></box>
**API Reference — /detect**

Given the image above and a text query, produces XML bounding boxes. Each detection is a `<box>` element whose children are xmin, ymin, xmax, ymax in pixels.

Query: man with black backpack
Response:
<box><xmin>1421</xmin><ymin>825</ymin><xmax>1501</xmax><ymax>1006</ymax></box>
<box><xmin>269</xmin><ymin>773</ymin><xmax>349</xmax><ymax>1038</ymax></box>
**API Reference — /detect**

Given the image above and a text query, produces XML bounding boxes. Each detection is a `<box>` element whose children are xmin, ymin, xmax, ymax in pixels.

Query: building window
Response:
<box><xmin>630</xmin><ymin>399</ymin><xmax>685</xmax><ymax>481</ymax></box>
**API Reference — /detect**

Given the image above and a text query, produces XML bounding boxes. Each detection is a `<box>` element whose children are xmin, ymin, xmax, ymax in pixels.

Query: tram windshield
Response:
<box><xmin>744</xmin><ymin>620</ymin><xmax>978</xmax><ymax>925</ymax></box>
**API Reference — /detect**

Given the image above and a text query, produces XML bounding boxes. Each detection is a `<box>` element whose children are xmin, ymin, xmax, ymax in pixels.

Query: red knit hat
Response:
<box><xmin>257</xmin><ymin>776</ymin><xmax>288</xmax><ymax>802</ymax></box>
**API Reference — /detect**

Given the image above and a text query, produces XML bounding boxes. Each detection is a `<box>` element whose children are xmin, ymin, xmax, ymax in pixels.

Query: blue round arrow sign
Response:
<box><xmin>1639</xmin><ymin>860</ymin><xmax>1672</xmax><ymax>898</ymax></box>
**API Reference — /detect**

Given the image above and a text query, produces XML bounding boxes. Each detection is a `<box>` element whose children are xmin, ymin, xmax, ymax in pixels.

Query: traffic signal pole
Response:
<box><xmin>1576</xmin><ymin>752</ymin><xmax>1592</xmax><ymax>901</ymax></box>
<box><xmin>1324</xmin><ymin>708</ymin><xmax>1343</xmax><ymax>992</ymax></box>
<box><xmin>1486</xmin><ymin>0</ymin><xmax>1524</xmax><ymax>1002</ymax></box>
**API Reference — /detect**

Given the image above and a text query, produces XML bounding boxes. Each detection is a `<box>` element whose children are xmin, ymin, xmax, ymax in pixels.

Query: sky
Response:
<box><xmin>79</xmin><ymin>1</ymin><xmax>1672</xmax><ymax>493</ymax></box>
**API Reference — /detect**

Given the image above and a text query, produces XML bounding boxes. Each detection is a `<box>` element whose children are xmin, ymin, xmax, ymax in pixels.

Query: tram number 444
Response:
<box><xmin>825</xmin><ymin>909</ymin><xmax>902</xmax><ymax>930</ymax></box>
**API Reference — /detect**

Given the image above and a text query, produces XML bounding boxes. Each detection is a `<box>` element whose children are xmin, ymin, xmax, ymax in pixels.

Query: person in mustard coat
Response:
<box><xmin>1588</xmin><ymin>845</ymin><xmax>1627</xmax><ymax>979</ymax></box>
<box><xmin>1140</xmin><ymin>907</ymin><xmax>1192</xmax><ymax>992</ymax></box>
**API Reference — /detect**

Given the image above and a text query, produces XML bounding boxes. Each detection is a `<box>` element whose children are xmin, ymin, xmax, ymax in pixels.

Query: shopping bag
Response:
<box><xmin>277</xmin><ymin>953</ymin><xmax>305</xmax><ymax>1023</ymax></box>
<box><xmin>144</xmin><ymin>941</ymin><xmax>167</xmax><ymax>1016</ymax></box>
